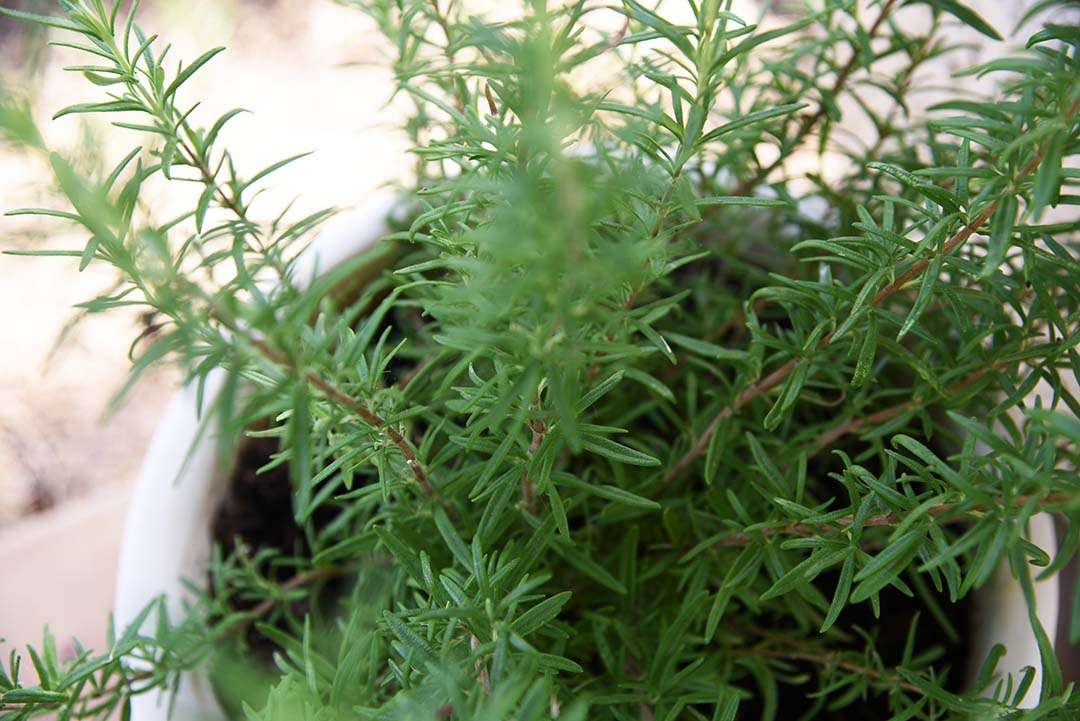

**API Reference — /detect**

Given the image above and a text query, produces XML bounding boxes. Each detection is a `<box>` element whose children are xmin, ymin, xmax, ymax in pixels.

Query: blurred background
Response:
<box><xmin>0</xmin><ymin>0</ymin><xmax>1060</xmax><ymax>669</ymax></box>
<box><xmin>0</xmin><ymin>0</ymin><xmax>414</xmax><ymax>655</ymax></box>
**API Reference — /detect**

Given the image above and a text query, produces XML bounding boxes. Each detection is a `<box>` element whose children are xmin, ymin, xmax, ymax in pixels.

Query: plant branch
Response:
<box><xmin>521</xmin><ymin>418</ymin><xmax>546</xmax><ymax>515</ymax></box>
<box><xmin>663</xmin><ymin>357</ymin><xmax>797</xmax><ymax>483</ymax></box>
<box><xmin>745</xmin><ymin>646</ymin><xmax>923</xmax><ymax>694</ymax></box>
<box><xmin>664</xmin><ymin>93</ymin><xmax>1080</xmax><ymax>485</ymax></box>
<box><xmin>470</xmin><ymin>634</ymin><xmax>492</xmax><ymax>695</ymax></box>
<box><xmin>808</xmin><ymin>362</ymin><xmax>999</xmax><ymax>457</ymax></box>
<box><xmin>248</xmin><ymin>338</ymin><xmax>438</xmax><ymax>502</ymax></box>
<box><xmin>244</xmin><ymin>565</ymin><xmax>342</xmax><ymax>620</ymax></box>
<box><xmin>0</xmin><ymin>566</ymin><xmax>342</xmax><ymax>713</ymax></box>
<box><xmin>730</xmin><ymin>0</ymin><xmax>900</xmax><ymax>196</ymax></box>
<box><xmin>430</xmin><ymin>0</ymin><xmax>466</xmax><ymax>111</ymax></box>
<box><xmin>713</xmin><ymin>491</ymin><xmax>1074</xmax><ymax>548</ymax></box>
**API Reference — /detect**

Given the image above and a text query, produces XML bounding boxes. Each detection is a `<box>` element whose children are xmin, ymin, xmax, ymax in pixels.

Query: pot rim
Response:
<box><xmin>114</xmin><ymin>191</ymin><xmax>397</xmax><ymax>721</ymax></box>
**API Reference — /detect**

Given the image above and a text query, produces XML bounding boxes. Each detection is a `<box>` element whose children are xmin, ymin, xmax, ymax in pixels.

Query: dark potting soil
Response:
<box><xmin>211</xmin><ymin>435</ymin><xmax>305</xmax><ymax>558</ymax></box>
<box><xmin>762</xmin><ymin>571</ymin><xmax>974</xmax><ymax>721</ymax></box>
<box><xmin>208</xmin><ymin>433</ymin><xmax>347</xmax><ymax>716</ymax></box>
<box><xmin>209</xmin><ymin>434</ymin><xmax>345</xmax><ymax>658</ymax></box>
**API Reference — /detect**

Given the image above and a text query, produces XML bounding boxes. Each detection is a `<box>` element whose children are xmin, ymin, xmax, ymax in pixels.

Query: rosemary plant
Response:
<box><xmin>1</xmin><ymin>0</ymin><xmax>1079</xmax><ymax>719</ymax></box>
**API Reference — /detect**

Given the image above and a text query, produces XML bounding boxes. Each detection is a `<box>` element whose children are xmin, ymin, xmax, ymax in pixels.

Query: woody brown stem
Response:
<box><xmin>808</xmin><ymin>364</ymin><xmax>996</xmax><ymax>457</ymax></box>
<box><xmin>249</xmin><ymin>338</ymin><xmax>437</xmax><ymax>502</ymax></box>
<box><xmin>522</xmin><ymin>419</ymin><xmax>546</xmax><ymax>515</ymax></box>
<box><xmin>471</xmin><ymin>634</ymin><xmax>492</xmax><ymax>695</ymax></box>
<box><xmin>245</xmin><ymin>566</ymin><xmax>342</xmax><ymax>620</ymax></box>
<box><xmin>745</xmin><ymin>645</ymin><xmax>923</xmax><ymax>694</ymax></box>
<box><xmin>714</xmin><ymin>491</ymin><xmax>1073</xmax><ymax>548</ymax></box>
<box><xmin>663</xmin><ymin>357</ymin><xmax>797</xmax><ymax>483</ymax></box>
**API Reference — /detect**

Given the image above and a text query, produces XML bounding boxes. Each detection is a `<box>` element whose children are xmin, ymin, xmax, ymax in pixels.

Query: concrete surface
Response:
<box><xmin>0</xmin><ymin>485</ymin><xmax>128</xmax><ymax>654</ymax></box>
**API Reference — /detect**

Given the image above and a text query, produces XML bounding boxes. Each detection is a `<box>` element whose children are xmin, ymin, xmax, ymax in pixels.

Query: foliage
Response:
<box><xmin>1</xmin><ymin>0</ymin><xmax>1079</xmax><ymax>719</ymax></box>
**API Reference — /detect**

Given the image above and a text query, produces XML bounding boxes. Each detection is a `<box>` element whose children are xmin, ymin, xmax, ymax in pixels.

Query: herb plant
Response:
<box><xmin>1</xmin><ymin>0</ymin><xmax>1079</xmax><ymax>720</ymax></box>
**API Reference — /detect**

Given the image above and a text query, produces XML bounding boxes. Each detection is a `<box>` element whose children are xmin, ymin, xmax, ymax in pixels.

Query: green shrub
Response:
<box><xmin>1</xmin><ymin>0</ymin><xmax>1079</xmax><ymax>719</ymax></box>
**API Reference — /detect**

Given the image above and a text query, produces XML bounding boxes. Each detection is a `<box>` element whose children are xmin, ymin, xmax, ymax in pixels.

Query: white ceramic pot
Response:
<box><xmin>114</xmin><ymin>192</ymin><xmax>398</xmax><ymax>721</ymax></box>
<box><xmin>971</xmin><ymin>513</ymin><xmax>1059</xmax><ymax>708</ymax></box>
<box><xmin>114</xmin><ymin>193</ymin><xmax>1061</xmax><ymax>718</ymax></box>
